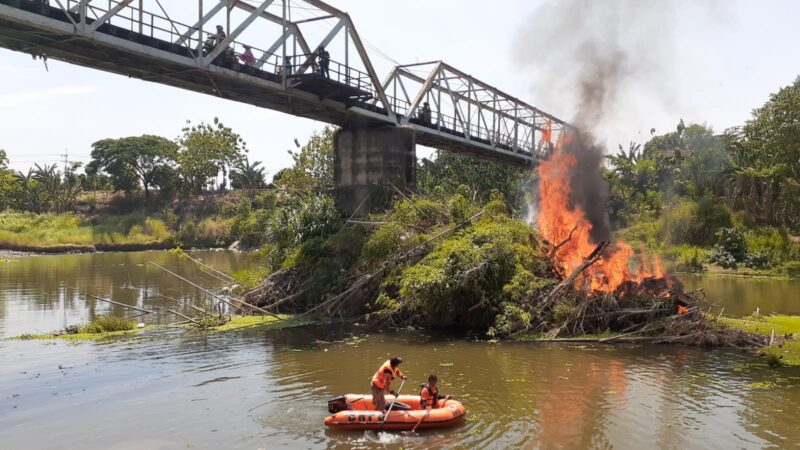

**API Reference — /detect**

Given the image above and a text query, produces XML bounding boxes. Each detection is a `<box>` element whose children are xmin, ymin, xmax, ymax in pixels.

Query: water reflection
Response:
<box><xmin>1</xmin><ymin>326</ymin><xmax>798</xmax><ymax>450</ymax></box>
<box><xmin>2</xmin><ymin>253</ymin><xmax>800</xmax><ymax>449</ymax></box>
<box><xmin>680</xmin><ymin>274</ymin><xmax>800</xmax><ymax>316</ymax></box>
<box><xmin>0</xmin><ymin>251</ymin><xmax>255</xmax><ymax>337</ymax></box>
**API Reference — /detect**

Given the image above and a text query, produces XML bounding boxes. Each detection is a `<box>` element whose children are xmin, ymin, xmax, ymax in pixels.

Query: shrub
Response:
<box><xmin>783</xmin><ymin>261</ymin><xmax>800</xmax><ymax>278</ymax></box>
<box><xmin>266</xmin><ymin>193</ymin><xmax>342</xmax><ymax>248</ymax></box>
<box><xmin>709</xmin><ymin>248</ymin><xmax>738</xmax><ymax>269</ymax></box>
<box><xmin>81</xmin><ymin>315</ymin><xmax>136</xmax><ymax>334</ymax></box>
<box><xmin>668</xmin><ymin>245</ymin><xmax>707</xmax><ymax>272</ymax></box>
<box><xmin>488</xmin><ymin>303</ymin><xmax>531</xmax><ymax>337</ymax></box>
<box><xmin>362</xmin><ymin>223</ymin><xmax>404</xmax><ymax>265</ymax></box>
<box><xmin>449</xmin><ymin>194</ymin><xmax>471</xmax><ymax>224</ymax></box>
<box><xmin>661</xmin><ymin>197</ymin><xmax>731</xmax><ymax>246</ymax></box>
<box><xmin>716</xmin><ymin>226</ymin><xmax>747</xmax><ymax>258</ymax></box>
<box><xmin>228</xmin><ymin>199</ymin><xmax>268</xmax><ymax>247</ymax></box>
<box><xmin>195</xmin><ymin>217</ymin><xmax>229</xmax><ymax>246</ymax></box>
<box><xmin>744</xmin><ymin>226</ymin><xmax>789</xmax><ymax>266</ymax></box>
<box><xmin>391</xmin><ymin>198</ymin><xmax>445</xmax><ymax>229</ymax></box>
<box><xmin>743</xmin><ymin>251</ymin><xmax>770</xmax><ymax>269</ymax></box>
<box><xmin>616</xmin><ymin>220</ymin><xmax>662</xmax><ymax>250</ymax></box>
<box><xmin>393</xmin><ymin>216</ymin><xmax>543</xmax><ymax>330</ymax></box>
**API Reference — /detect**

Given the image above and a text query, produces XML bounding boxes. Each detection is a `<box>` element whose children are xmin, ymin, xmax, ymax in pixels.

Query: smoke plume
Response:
<box><xmin>515</xmin><ymin>0</ymin><xmax>681</xmax><ymax>241</ymax></box>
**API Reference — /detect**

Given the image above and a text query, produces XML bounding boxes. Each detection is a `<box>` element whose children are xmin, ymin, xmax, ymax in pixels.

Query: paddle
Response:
<box><xmin>411</xmin><ymin>407</ymin><xmax>431</xmax><ymax>433</ymax></box>
<box><xmin>379</xmin><ymin>377</ymin><xmax>406</xmax><ymax>430</ymax></box>
<box><xmin>410</xmin><ymin>389</ymin><xmax>450</xmax><ymax>433</ymax></box>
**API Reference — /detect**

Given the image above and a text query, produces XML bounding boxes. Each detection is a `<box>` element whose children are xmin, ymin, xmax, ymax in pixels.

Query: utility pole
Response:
<box><xmin>61</xmin><ymin>149</ymin><xmax>69</xmax><ymax>180</ymax></box>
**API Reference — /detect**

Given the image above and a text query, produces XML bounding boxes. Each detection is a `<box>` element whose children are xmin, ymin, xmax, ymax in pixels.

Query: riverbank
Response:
<box><xmin>718</xmin><ymin>315</ymin><xmax>800</xmax><ymax>366</ymax></box>
<box><xmin>4</xmin><ymin>315</ymin><xmax>316</xmax><ymax>341</ymax></box>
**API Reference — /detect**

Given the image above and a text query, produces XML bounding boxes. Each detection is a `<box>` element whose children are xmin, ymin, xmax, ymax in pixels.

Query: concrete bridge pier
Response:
<box><xmin>334</xmin><ymin>125</ymin><xmax>416</xmax><ymax>215</ymax></box>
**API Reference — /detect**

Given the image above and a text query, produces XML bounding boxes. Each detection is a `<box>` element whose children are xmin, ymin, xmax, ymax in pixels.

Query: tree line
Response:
<box><xmin>604</xmin><ymin>76</ymin><xmax>800</xmax><ymax>271</ymax></box>
<box><xmin>0</xmin><ymin>118</ymin><xmax>271</xmax><ymax>213</ymax></box>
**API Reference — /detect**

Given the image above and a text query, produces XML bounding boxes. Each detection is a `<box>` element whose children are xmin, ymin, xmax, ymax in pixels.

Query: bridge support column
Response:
<box><xmin>334</xmin><ymin>125</ymin><xmax>416</xmax><ymax>214</ymax></box>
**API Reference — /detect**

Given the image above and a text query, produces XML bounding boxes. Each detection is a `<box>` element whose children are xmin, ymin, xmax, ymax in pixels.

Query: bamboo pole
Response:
<box><xmin>158</xmin><ymin>293</ymin><xmax>210</xmax><ymax>315</ymax></box>
<box><xmin>149</xmin><ymin>262</ymin><xmax>282</xmax><ymax>320</ymax></box>
<box><xmin>156</xmin><ymin>307</ymin><xmax>202</xmax><ymax>325</ymax></box>
<box><xmin>178</xmin><ymin>251</ymin><xmax>235</xmax><ymax>282</ymax></box>
<box><xmin>87</xmin><ymin>294</ymin><xmax>152</xmax><ymax>314</ymax></box>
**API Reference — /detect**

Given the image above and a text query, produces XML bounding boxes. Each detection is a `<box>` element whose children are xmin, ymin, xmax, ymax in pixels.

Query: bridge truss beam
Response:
<box><xmin>0</xmin><ymin>0</ymin><xmax>571</xmax><ymax>166</ymax></box>
<box><xmin>380</xmin><ymin>61</ymin><xmax>570</xmax><ymax>161</ymax></box>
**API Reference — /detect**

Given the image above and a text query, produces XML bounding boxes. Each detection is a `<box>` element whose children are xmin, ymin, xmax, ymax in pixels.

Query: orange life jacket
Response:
<box><xmin>371</xmin><ymin>360</ymin><xmax>400</xmax><ymax>390</ymax></box>
<box><xmin>420</xmin><ymin>384</ymin><xmax>439</xmax><ymax>408</ymax></box>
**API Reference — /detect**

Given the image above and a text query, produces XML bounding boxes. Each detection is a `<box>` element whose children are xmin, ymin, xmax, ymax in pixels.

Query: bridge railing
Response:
<box><xmin>384</xmin><ymin>91</ymin><xmax>536</xmax><ymax>154</ymax></box>
<box><xmin>379</xmin><ymin>61</ymin><xmax>570</xmax><ymax>158</ymax></box>
<box><xmin>286</xmin><ymin>53</ymin><xmax>373</xmax><ymax>97</ymax></box>
<box><xmin>60</xmin><ymin>0</ymin><xmax>287</xmax><ymax>73</ymax></box>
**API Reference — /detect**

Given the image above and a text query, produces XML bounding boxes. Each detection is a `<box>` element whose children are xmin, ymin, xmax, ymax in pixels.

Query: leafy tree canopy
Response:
<box><xmin>417</xmin><ymin>150</ymin><xmax>526</xmax><ymax>212</ymax></box>
<box><xmin>89</xmin><ymin>135</ymin><xmax>178</xmax><ymax>197</ymax></box>
<box><xmin>274</xmin><ymin>126</ymin><xmax>334</xmax><ymax>191</ymax></box>
<box><xmin>177</xmin><ymin>118</ymin><xmax>247</xmax><ymax>193</ymax></box>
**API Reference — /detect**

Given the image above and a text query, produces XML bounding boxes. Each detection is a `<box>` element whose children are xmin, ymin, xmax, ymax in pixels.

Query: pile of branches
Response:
<box><xmin>512</xmin><ymin>240</ymin><xmax>767</xmax><ymax>348</ymax></box>
<box><xmin>239</xmin><ymin>191</ymin><xmax>766</xmax><ymax>350</ymax></box>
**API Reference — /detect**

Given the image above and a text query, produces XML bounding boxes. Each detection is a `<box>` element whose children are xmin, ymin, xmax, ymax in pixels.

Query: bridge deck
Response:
<box><xmin>0</xmin><ymin>0</ymin><xmax>558</xmax><ymax>166</ymax></box>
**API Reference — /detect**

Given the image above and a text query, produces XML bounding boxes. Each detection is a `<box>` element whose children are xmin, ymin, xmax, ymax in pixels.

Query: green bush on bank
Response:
<box><xmin>81</xmin><ymin>315</ymin><xmax>136</xmax><ymax>333</ymax></box>
<box><xmin>666</xmin><ymin>245</ymin><xmax>708</xmax><ymax>272</ymax></box>
<box><xmin>660</xmin><ymin>197</ymin><xmax>732</xmax><ymax>247</ymax></box>
<box><xmin>385</xmin><ymin>211</ymin><xmax>549</xmax><ymax>331</ymax></box>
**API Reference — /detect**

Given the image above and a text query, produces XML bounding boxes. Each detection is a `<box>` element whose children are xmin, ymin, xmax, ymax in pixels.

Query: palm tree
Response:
<box><xmin>230</xmin><ymin>159</ymin><xmax>267</xmax><ymax>189</ymax></box>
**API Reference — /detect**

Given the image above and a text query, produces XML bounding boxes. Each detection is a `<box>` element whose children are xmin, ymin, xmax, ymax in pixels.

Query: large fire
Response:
<box><xmin>537</xmin><ymin>134</ymin><xmax>666</xmax><ymax>293</ymax></box>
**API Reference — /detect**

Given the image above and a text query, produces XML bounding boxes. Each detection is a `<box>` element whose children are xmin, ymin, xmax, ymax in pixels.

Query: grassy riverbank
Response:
<box><xmin>6</xmin><ymin>314</ymin><xmax>312</xmax><ymax>341</ymax></box>
<box><xmin>0</xmin><ymin>211</ymin><xmax>175</xmax><ymax>252</ymax></box>
<box><xmin>718</xmin><ymin>315</ymin><xmax>800</xmax><ymax>366</ymax></box>
<box><xmin>0</xmin><ymin>191</ymin><xmax>253</xmax><ymax>252</ymax></box>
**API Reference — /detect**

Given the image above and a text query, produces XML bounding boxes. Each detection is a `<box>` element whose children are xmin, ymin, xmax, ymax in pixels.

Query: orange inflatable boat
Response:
<box><xmin>324</xmin><ymin>394</ymin><xmax>466</xmax><ymax>431</ymax></box>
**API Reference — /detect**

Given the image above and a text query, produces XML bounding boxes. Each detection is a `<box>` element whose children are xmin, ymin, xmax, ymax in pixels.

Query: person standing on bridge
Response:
<box><xmin>239</xmin><ymin>45</ymin><xmax>256</xmax><ymax>67</ymax></box>
<box><xmin>419</xmin><ymin>102</ymin><xmax>432</xmax><ymax>125</ymax></box>
<box><xmin>214</xmin><ymin>25</ymin><xmax>227</xmax><ymax>46</ymax></box>
<box><xmin>317</xmin><ymin>46</ymin><xmax>330</xmax><ymax>78</ymax></box>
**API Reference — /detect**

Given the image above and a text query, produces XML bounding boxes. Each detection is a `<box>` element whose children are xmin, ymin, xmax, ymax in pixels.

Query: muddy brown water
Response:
<box><xmin>1</xmin><ymin>251</ymin><xmax>799</xmax><ymax>449</ymax></box>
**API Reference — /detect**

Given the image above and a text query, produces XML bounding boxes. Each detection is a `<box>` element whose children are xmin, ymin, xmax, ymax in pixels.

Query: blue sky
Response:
<box><xmin>1</xmin><ymin>0</ymin><xmax>799</xmax><ymax>177</ymax></box>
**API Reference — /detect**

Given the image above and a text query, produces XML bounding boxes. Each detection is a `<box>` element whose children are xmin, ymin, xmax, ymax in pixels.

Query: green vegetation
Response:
<box><xmin>88</xmin><ymin>135</ymin><xmax>178</xmax><ymax>198</ymax></box>
<box><xmin>208</xmin><ymin>314</ymin><xmax>314</xmax><ymax>333</ymax></box>
<box><xmin>718</xmin><ymin>315</ymin><xmax>800</xmax><ymax>366</ymax></box>
<box><xmin>0</xmin><ymin>118</ymin><xmax>272</xmax><ymax>251</ymax></box>
<box><xmin>80</xmin><ymin>315</ymin><xmax>136</xmax><ymax>333</ymax></box>
<box><xmin>0</xmin><ymin>211</ymin><xmax>174</xmax><ymax>251</ymax></box>
<box><xmin>11</xmin><ymin>315</ymin><xmax>142</xmax><ymax>341</ymax></box>
<box><xmin>605</xmin><ymin>77</ymin><xmax>800</xmax><ymax>277</ymax></box>
<box><xmin>242</xmin><ymin>187</ymin><xmax>560</xmax><ymax>336</ymax></box>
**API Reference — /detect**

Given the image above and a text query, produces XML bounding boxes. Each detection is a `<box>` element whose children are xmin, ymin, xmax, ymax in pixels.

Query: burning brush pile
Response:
<box><xmin>514</xmin><ymin>134</ymin><xmax>764</xmax><ymax>347</ymax></box>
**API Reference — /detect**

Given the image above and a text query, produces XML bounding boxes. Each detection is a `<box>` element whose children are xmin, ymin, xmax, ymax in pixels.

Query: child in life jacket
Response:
<box><xmin>420</xmin><ymin>374</ymin><xmax>450</xmax><ymax>409</ymax></box>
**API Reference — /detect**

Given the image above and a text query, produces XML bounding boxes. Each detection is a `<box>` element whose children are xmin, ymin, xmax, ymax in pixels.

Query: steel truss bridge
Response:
<box><xmin>0</xmin><ymin>0</ymin><xmax>570</xmax><ymax>165</ymax></box>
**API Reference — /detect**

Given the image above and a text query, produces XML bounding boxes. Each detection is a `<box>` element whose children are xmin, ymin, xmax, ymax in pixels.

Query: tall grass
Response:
<box><xmin>81</xmin><ymin>315</ymin><xmax>136</xmax><ymax>333</ymax></box>
<box><xmin>0</xmin><ymin>211</ymin><xmax>174</xmax><ymax>249</ymax></box>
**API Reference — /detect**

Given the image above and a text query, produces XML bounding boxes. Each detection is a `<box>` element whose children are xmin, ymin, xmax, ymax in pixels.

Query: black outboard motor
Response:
<box><xmin>328</xmin><ymin>396</ymin><xmax>351</xmax><ymax>413</ymax></box>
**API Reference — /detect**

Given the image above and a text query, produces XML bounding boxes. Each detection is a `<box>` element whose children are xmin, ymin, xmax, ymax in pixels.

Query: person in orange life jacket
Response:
<box><xmin>371</xmin><ymin>356</ymin><xmax>406</xmax><ymax>410</ymax></box>
<box><xmin>420</xmin><ymin>374</ymin><xmax>450</xmax><ymax>409</ymax></box>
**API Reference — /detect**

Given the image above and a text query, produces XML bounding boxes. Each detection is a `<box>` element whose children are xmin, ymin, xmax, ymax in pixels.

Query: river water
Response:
<box><xmin>1</xmin><ymin>251</ymin><xmax>799</xmax><ymax>449</ymax></box>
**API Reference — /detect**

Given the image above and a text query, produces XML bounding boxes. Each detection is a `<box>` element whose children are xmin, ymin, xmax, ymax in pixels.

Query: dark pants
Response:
<box><xmin>320</xmin><ymin>63</ymin><xmax>330</xmax><ymax>78</ymax></box>
<box><xmin>371</xmin><ymin>384</ymin><xmax>386</xmax><ymax>411</ymax></box>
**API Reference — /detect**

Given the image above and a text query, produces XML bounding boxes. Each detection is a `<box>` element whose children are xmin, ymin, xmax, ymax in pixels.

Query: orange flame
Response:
<box><xmin>537</xmin><ymin>134</ymin><xmax>667</xmax><ymax>293</ymax></box>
